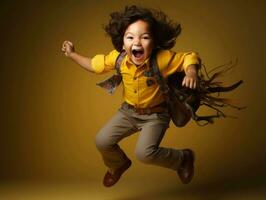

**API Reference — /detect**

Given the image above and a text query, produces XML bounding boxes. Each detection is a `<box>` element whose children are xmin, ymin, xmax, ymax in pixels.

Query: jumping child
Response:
<box><xmin>61</xmin><ymin>5</ymin><xmax>201</xmax><ymax>187</ymax></box>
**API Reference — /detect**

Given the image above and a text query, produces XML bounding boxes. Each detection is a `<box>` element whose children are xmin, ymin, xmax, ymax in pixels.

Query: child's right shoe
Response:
<box><xmin>103</xmin><ymin>159</ymin><xmax>132</xmax><ymax>187</ymax></box>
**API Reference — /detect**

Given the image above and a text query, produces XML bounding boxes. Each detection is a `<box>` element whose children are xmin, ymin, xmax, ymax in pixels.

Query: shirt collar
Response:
<box><xmin>125</xmin><ymin>55</ymin><xmax>151</xmax><ymax>69</ymax></box>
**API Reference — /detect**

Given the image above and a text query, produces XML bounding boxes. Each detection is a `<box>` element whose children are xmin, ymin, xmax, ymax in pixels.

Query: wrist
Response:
<box><xmin>185</xmin><ymin>64</ymin><xmax>197</xmax><ymax>76</ymax></box>
<box><xmin>67</xmin><ymin>51</ymin><xmax>76</xmax><ymax>58</ymax></box>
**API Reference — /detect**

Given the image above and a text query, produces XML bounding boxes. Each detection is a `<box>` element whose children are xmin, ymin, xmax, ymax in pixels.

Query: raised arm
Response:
<box><xmin>61</xmin><ymin>40</ymin><xmax>95</xmax><ymax>73</ymax></box>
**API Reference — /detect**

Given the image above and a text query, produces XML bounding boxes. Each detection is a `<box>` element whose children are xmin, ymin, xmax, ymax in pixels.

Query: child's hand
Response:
<box><xmin>182</xmin><ymin>64</ymin><xmax>198</xmax><ymax>89</ymax></box>
<box><xmin>61</xmin><ymin>40</ymin><xmax>75</xmax><ymax>57</ymax></box>
<box><xmin>182</xmin><ymin>74</ymin><xmax>198</xmax><ymax>89</ymax></box>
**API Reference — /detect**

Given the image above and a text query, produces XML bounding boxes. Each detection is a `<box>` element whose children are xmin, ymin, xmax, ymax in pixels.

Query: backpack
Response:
<box><xmin>96</xmin><ymin>49</ymin><xmax>244</xmax><ymax>126</ymax></box>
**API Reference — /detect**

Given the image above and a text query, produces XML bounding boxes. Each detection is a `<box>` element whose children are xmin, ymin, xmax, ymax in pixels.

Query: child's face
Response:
<box><xmin>123</xmin><ymin>20</ymin><xmax>154</xmax><ymax>66</ymax></box>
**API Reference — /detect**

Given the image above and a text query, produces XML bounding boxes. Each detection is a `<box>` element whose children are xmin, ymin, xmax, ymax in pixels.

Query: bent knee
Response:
<box><xmin>135</xmin><ymin>147</ymin><xmax>157</xmax><ymax>164</ymax></box>
<box><xmin>95</xmin><ymin>131</ymin><xmax>113</xmax><ymax>151</ymax></box>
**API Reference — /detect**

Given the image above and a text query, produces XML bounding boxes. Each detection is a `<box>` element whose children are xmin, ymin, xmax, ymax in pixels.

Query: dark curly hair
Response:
<box><xmin>104</xmin><ymin>5</ymin><xmax>182</xmax><ymax>52</ymax></box>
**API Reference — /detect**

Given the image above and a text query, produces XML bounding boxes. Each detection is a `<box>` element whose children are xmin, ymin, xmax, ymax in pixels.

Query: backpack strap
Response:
<box><xmin>150</xmin><ymin>49</ymin><xmax>170</xmax><ymax>95</ymax></box>
<box><xmin>115</xmin><ymin>50</ymin><xmax>127</xmax><ymax>74</ymax></box>
<box><xmin>96</xmin><ymin>50</ymin><xmax>127</xmax><ymax>95</ymax></box>
<box><xmin>150</xmin><ymin>49</ymin><xmax>193</xmax><ymax>127</ymax></box>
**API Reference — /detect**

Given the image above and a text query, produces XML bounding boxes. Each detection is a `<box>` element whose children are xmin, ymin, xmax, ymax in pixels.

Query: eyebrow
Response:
<box><xmin>125</xmin><ymin>32</ymin><xmax>151</xmax><ymax>36</ymax></box>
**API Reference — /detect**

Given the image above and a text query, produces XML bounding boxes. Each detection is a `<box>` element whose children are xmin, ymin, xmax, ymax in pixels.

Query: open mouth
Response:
<box><xmin>132</xmin><ymin>49</ymin><xmax>144</xmax><ymax>59</ymax></box>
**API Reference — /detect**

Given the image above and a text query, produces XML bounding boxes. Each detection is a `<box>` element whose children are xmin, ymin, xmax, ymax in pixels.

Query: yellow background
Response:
<box><xmin>1</xmin><ymin>0</ymin><xmax>266</xmax><ymax>199</ymax></box>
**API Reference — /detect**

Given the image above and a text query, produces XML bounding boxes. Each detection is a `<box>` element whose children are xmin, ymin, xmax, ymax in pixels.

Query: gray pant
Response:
<box><xmin>95</xmin><ymin>104</ymin><xmax>184</xmax><ymax>173</ymax></box>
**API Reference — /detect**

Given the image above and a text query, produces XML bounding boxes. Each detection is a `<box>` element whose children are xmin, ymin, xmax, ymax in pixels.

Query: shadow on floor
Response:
<box><xmin>114</xmin><ymin>176</ymin><xmax>266</xmax><ymax>200</ymax></box>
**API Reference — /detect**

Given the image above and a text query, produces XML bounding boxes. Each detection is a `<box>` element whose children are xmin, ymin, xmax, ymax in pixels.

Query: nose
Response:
<box><xmin>133</xmin><ymin>38</ymin><xmax>141</xmax><ymax>46</ymax></box>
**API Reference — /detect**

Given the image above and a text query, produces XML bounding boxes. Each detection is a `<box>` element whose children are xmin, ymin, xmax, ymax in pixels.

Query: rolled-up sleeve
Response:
<box><xmin>183</xmin><ymin>52</ymin><xmax>201</xmax><ymax>72</ymax></box>
<box><xmin>91</xmin><ymin>50</ymin><xmax>120</xmax><ymax>74</ymax></box>
<box><xmin>159</xmin><ymin>50</ymin><xmax>201</xmax><ymax>77</ymax></box>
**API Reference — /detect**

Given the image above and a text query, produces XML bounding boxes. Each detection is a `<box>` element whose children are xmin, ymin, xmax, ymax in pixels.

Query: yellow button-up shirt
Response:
<box><xmin>91</xmin><ymin>49</ymin><xmax>200</xmax><ymax>108</ymax></box>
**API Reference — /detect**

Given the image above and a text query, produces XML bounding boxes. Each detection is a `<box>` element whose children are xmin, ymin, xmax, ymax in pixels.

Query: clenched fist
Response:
<box><xmin>61</xmin><ymin>40</ymin><xmax>75</xmax><ymax>57</ymax></box>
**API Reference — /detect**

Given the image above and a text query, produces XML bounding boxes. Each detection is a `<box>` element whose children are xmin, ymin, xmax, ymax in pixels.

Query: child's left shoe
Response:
<box><xmin>177</xmin><ymin>149</ymin><xmax>195</xmax><ymax>184</ymax></box>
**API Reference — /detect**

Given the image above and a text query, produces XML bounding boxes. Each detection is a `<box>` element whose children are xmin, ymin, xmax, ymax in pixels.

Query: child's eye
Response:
<box><xmin>142</xmin><ymin>36</ymin><xmax>151</xmax><ymax>40</ymax></box>
<box><xmin>127</xmin><ymin>36</ymin><xmax>133</xmax><ymax>39</ymax></box>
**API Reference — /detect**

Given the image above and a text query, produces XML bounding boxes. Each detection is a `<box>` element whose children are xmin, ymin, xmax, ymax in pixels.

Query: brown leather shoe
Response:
<box><xmin>103</xmin><ymin>159</ymin><xmax>132</xmax><ymax>187</ymax></box>
<box><xmin>177</xmin><ymin>149</ymin><xmax>195</xmax><ymax>184</ymax></box>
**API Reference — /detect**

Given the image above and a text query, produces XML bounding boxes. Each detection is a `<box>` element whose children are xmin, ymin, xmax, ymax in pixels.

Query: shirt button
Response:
<box><xmin>133</xmin><ymin>77</ymin><xmax>137</xmax><ymax>80</ymax></box>
<box><xmin>134</xmin><ymin>90</ymin><xmax>137</xmax><ymax>93</ymax></box>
